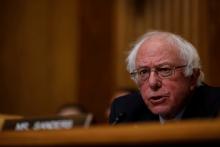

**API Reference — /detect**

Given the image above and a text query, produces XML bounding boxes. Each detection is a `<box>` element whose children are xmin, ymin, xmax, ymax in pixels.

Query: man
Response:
<box><xmin>109</xmin><ymin>31</ymin><xmax>220</xmax><ymax>124</ymax></box>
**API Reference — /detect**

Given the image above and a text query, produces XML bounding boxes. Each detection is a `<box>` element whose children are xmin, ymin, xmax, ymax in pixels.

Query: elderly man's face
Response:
<box><xmin>135</xmin><ymin>38</ymin><xmax>196</xmax><ymax>119</ymax></box>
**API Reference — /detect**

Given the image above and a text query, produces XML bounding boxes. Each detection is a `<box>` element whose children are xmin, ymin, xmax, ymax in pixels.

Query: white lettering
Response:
<box><xmin>32</xmin><ymin>120</ymin><xmax>73</xmax><ymax>130</ymax></box>
<box><xmin>15</xmin><ymin>122</ymin><xmax>29</xmax><ymax>131</ymax></box>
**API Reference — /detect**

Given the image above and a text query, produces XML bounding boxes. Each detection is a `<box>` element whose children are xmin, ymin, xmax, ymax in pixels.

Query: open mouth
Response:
<box><xmin>149</xmin><ymin>96</ymin><xmax>167</xmax><ymax>105</ymax></box>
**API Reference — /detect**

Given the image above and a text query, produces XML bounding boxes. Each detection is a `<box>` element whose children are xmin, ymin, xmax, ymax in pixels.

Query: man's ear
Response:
<box><xmin>190</xmin><ymin>69</ymin><xmax>200</xmax><ymax>90</ymax></box>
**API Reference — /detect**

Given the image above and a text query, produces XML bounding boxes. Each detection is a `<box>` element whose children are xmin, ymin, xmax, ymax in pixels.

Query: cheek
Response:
<box><xmin>138</xmin><ymin>83</ymin><xmax>149</xmax><ymax>96</ymax></box>
<box><xmin>138</xmin><ymin>83</ymin><xmax>149</xmax><ymax>103</ymax></box>
<box><xmin>165</xmin><ymin>79</ymin><xmax>191</xmax><ymax>104</ymax></box>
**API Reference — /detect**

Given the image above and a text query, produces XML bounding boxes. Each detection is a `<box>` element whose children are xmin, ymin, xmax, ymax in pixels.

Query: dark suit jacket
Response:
<box><xmin>109</xmin><ymin>84</ymin><xmax>220</xmax><ymax>124</ymax></box>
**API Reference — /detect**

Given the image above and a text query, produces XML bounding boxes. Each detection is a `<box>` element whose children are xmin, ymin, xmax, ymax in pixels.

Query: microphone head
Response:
<box><xmin>118</xmin><ymin>112</ymin><xmax>126</xmax><ymax>118</ymax></box>
<box><xmin>112</xmin><ymin>112</ymin><xmax>126</xmax><ymax>125</ymax></box>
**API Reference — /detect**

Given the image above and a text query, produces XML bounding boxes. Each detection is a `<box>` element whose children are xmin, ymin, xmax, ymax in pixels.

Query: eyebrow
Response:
<box><xmin>136</xmin><ymin>62</ymin><xmax>174</xmax><ymax>69</ymax></box>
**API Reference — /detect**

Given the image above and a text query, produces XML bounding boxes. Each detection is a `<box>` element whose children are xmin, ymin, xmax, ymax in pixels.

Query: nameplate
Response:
<box><xmin>1</xmin><ymin>114</ymin><xmax>93</xmax><ymax>131</ymax></box>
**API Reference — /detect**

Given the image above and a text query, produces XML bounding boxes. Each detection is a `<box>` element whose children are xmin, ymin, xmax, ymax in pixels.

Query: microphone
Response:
<box><xmin>112</xmin><ymin>112</ymin><xmax>126</xmax><ymax>125</ymax></box>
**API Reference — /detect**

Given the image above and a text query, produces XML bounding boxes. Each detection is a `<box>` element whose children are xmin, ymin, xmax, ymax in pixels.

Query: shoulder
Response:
<box><xmin>112</xmin><ymin>92</ymin><xmax>143</xmax><ymax>106</ymax></box>
<box><xmin>109</xmin><ymin>92</ymin><xmax>157</xmax><ymax>124</ymax></box>
<box><xmin>191</xmin><ymin>83</ymin><xmax>220</xmax><ymax>117</ymax></box>
<box><xmin>110</xmin><ymin>92</ymin><xmax>145</xmax><ymax>116</ymax></box>
<box><xmin>195</xmin><ymin>83</ymin><xmax>220</xmax><ymax>98</ymax></box>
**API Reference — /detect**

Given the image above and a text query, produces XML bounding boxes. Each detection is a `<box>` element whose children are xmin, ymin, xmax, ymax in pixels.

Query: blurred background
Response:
<box><xmin>0</xmin><ymin>0</ymin><xmax>220</xmax><ymax>123</ymax></box>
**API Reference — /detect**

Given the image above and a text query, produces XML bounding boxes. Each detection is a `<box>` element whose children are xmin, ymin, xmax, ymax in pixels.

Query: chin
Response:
<box><xmin>150</xmin><ymin>106</ymin><xmax>170</xmax><ymax>116</ymax></box>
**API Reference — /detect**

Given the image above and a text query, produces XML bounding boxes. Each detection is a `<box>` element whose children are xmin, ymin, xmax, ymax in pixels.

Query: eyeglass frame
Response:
<box><xmin>130</xmin><ymin>64</ymin><xmax>187</xmax><ymax>83</ymax></box>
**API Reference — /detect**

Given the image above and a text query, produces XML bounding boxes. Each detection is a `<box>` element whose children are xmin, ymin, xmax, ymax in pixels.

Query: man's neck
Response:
<box><xmin>159</xmin><ymin>107</ymin><xmax>186</xmax><ymax>124</ymax></box>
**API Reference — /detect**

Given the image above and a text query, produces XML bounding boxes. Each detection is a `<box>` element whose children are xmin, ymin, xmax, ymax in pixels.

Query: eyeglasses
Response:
<box><xmin>130</xmin><ymin>64</ymin><xmax>187</xmax><ymax>83</ymax></box>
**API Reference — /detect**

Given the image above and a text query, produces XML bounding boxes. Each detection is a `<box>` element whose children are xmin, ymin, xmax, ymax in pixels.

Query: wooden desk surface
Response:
<box><xmin>0</xmin><ymin>118</ymin><xmax>220</xmax><ymax>146</ymax></box>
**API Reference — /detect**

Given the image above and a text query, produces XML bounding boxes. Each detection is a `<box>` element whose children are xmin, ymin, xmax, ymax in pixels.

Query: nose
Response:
<box><xmin>148</xmin><ymin>71</ymin><xmax>162</xmax><ymax>90</ymax></box>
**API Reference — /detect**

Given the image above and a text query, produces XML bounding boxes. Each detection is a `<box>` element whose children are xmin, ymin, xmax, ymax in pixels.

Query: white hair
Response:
<box><xmin>126</xmin><ymin>31</ymin><xmax>204</xmax><ymax>86</ymax></box>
